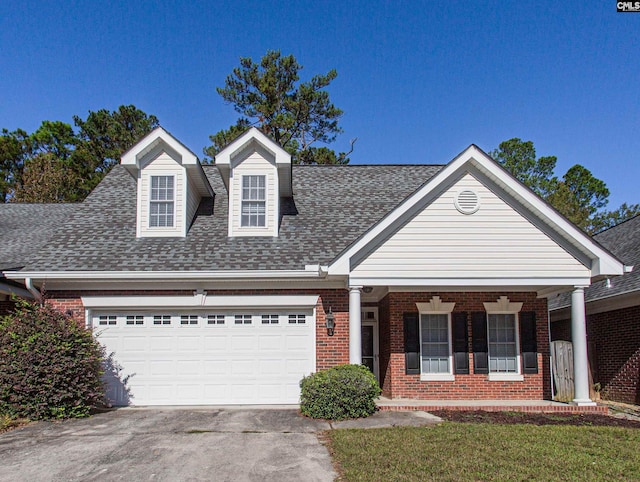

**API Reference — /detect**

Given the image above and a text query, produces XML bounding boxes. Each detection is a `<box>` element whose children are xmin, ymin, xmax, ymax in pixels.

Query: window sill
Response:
<box><xmin>488</xmin><ymin>373</ymin><xmax>524</xmax><ymax>382</ymax></box>
<box><xmin>420</xmin><ymin>374</ymin><xmax>455</xmax><ymax>382</ymax></box>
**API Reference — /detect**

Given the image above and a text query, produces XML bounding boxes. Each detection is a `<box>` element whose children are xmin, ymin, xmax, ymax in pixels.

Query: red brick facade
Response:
<box><xmin>552</xmin><ymin>304</ymin><xmax>640</xmax><ymax>405</ymax></box>
<box><xmin>380</xmin><ymin>291</ymin><xmax>550</xmax><ymax>400</ymax></box>
<box><xmin>46</xmin><ymin>288</ymin><xmax>550</xmax><ymax>401</ymax></box>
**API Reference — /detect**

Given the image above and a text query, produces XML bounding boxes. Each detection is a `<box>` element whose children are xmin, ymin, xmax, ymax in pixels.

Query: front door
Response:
<box><xmin>362</xmin><ymin>309</ymin><xmax>379</xmax><ymax>381</ymax></box>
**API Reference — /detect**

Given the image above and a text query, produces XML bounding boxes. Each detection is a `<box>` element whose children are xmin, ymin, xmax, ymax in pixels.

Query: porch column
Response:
<box><xmin>571</xmin><ymin>287</ymin><xmax>595</xmax><ymax>405</ymax></box>
<box><xmin>349</xmin><ymin>286</ymin><xmax>362</xmax><ymax>364</ymax></box>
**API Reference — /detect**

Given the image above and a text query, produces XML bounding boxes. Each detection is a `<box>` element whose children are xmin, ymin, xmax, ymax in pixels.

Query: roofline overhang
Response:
<box><xmin>4</xmin><ymin>266</ymin><xmax>330</xmax><ymax>284</ymax></box>
<box><xmin>329</xmin><ymin>144</ymin><xmax>625</xmax><ymax>279</ymax></box>
<box><xmin>0</xmin><ymin>280</ymin><xmax>33</xmax><ymax>299</ymax></box>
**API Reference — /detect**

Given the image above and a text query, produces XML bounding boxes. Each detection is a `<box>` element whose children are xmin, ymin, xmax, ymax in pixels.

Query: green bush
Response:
<box><xmin>300</xmin><ymin>364</ymin><xmax>381</xmax><ymax>420</ymax></box>
<box><xmin>0</xmin><ymin>300</ymin><xmax>105</xmax><ymax>420</ymax></box>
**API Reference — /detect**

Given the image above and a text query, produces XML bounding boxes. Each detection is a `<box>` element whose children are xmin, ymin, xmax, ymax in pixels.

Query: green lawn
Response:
<box><xmin>327</xmin><ymin>423</ymin><xmax>640</xmax><ymax>481</ymax></box>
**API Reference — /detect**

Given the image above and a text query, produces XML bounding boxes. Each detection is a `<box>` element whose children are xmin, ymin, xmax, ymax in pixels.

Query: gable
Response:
<box><xmin>351</xmin><ymin>172</ymin><xmax>590</xmax><ymax>282</ymax></box>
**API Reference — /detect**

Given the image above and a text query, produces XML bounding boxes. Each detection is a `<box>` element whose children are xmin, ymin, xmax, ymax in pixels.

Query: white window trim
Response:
<box><xmin>483</xmin><ymin>297</ymin><xmax>523</xmax><ymax>381</ymax></box>
<box><xmin>416</xmin><ymin>297</ymin><xmax>456</xmax><ymax>381</ymax></box>
<box><xmin>240</xmin><ymin>174</ymin><xmax>267</xmax><ymax>228</ymax></box>
<box><xmin>149</xmin><ymin>174</ymin><xmax>176</xmax><ymax>229</ymax></box>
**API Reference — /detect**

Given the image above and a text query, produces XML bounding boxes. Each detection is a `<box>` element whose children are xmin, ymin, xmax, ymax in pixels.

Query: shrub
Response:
<box><xmin>0</xmin><ymin>299</ymin><xmax>105</xmax><ymax>420</ymax></box>
<box><xmin>300</xmin><ymin>364</ymin><xmax>381</xmax><ymax>420</ymax></box>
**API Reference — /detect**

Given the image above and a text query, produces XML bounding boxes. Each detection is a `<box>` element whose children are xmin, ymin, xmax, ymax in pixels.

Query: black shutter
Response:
<box><xmin>403</xmin><ymin>312</ymin><xmax>420</xmax><ymax>375</ymax></box>
<box><xmin>472</xmin><ymin>312</ymin><xmax>489</xmax><ymax>374</ymax></box>
<box><xmin>452</xmin><ymin>312</ymin><xmax>469</xmax><ymax>374</ymax></box>
<box><xmin>520</xmin><ymin>311</ymin><xmax>538</xmax><ymax>374</ymax></box>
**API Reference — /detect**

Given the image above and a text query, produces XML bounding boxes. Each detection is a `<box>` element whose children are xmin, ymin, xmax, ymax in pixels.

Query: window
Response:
<box><xmin>262</xmin><ymin>314</ymin><xmax>279</xmax><ymax>325</ymax></box>
<box><xmin>153</xmin><ymin>315</ymin><xmax>171</xmax><ymax>325</ymax></box>
<box><xmin>180</xmin><ymin>315</ymin><xmax>198</xmax><ymax>325</ymax></box>
<box><xmin>234</xmin><ymin>314</ymin><xmax>252</xmax><ymax>325</ymax></box>
<box><xmin>241</xmin><ymin>175</ymin><xmax>266</xmax><ymax>227</ymax></box>
<box><xmin>487</xmin><ymin>314</ymin><xmax>518</xmax><ymax>373</ymax></box>
<box><xmin>288</xmin><ymin>314</ymin><xmax>306</xmax><ymax>324</ymax></box>
<box><xmin>207</xmin><ymin>314</ymin><xmax>225</xmax><ymax>325</ymax></box>
<box><xmin>126</xmin><ymin>315</ymin><xmax>144</xmax><ymax>326</ymax></box>
<box><xmin>420</xmin><ymin>314</ymin><xmax>451</xmax><ymax>374</ymax></box>
<box><xmin>150</xmin><ymin>176</ymin><xmax>175</xmax><ymax>227</ymax></box>
<box><xmin>99</xmin><ymin>315</ymin><xmax>117</xmax><ymax>326</ymax></box>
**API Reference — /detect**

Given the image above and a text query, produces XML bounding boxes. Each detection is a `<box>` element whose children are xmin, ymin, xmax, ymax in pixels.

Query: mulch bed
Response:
<box><xmin>430</xmin><ymin>410</ymin><xmax>640</xmax><ymax>429</ymax></box>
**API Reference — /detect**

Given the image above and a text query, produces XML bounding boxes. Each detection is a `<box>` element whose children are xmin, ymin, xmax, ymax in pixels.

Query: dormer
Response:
<box><xmin>215</xmin><ymin>128</ymin><xmax>292</xmax><ymax>237</ymax></box>
<box><xmin>121</xmin><ymin>127</ymin><xmax>213</xmax><ymax>238</ymax></box>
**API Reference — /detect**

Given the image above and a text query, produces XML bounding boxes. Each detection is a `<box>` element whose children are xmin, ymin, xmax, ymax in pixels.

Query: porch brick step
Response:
<box><xmin>377</xmin><ymin>403</ymin><xmax>609</xmax><ymax>415</ymax></box>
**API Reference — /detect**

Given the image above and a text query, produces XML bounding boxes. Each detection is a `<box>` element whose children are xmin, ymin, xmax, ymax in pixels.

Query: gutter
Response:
<box><xmin>5</xmin><ymin>266</ymin><xmax>332</xmax><ymax>284</ymax></box>
<box><xmin>24</xmin><ymin>278</ymin><xmax>41</xmax><ymax>303</ymax></box>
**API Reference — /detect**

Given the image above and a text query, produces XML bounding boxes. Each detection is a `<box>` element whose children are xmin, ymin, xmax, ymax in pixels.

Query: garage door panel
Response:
<box><xmin>146</xmin><ymin>335</ymin><xmax>173</xmax><ymax>351</ymax></box>
<box><xmin>177</xmin><ymin>360</ymin><xmax>202</xmax><ymax>376</ymax></box>
<box><xmin>204</xmin><ymin>335</ymin><xmax>228</xmax><ymax>350</ymax></box>
<box><xmin>231</xmin><ymin>334</ymin><xmax>258</xmax><ymax>351</ymax></box>
<box><xmin>203</xmin><ymin>360</ymin><xmax>228</xmax><ymax>375</ymax></box>
<box><xmin>94</xmin><ymin>308</ymin><xmax>315</xmax><ymax>406</ymax></box>
<box><xmin>177</xmin><ymin>336</ymin><xmax>201</xmax><ymax>351</ymax></box>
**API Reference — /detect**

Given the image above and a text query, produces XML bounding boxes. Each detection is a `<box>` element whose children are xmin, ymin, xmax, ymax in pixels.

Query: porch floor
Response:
<box><xmin>376</xmin><ymin>397</ymin><xmax>608</xmax><ymax>414</ymax></box>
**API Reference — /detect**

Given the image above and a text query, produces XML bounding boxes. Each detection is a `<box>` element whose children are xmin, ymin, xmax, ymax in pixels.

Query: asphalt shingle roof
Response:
<box><xmin>11</xmin><ymin>164</ymin><xmax>443</xmax><ymax>272</ymax></box>
<box><xmin>549</xmin><ymin>214</ymin><xmax>640</xmax><ymax>309</ymax></box>
<box><xmin>0</xmin><ymin>203</ymin><xmax>79</xmax><ymax>271</ymax></box>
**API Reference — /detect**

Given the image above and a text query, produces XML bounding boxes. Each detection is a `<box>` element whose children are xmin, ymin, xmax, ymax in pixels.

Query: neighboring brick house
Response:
<box><xmin>550</xmin><ymin>215</ymin><xmax>640</xmax><ymax>405</ymax></box>
<box><xmin>0</xmin><ymin>127</ymin><xmax>626</xmax><ymax>406</ymax></box>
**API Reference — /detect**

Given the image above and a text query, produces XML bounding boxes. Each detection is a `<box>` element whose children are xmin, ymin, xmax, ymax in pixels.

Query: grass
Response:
<box><xmin>0</xmin><ymin>414</ymin><xmax>29</xmax><ymax>434</ymax></box>
<box><xmin>327</xmin><ymin>422</ymin><xmax>640</xmax><ymax>481</ymax></box>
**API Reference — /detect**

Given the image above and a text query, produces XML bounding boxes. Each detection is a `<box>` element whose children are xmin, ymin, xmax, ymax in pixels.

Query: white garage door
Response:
<box><xmin>94</xmin><ymin>309</ymin><xmax>315</xmax><ymax>406</ymax></box>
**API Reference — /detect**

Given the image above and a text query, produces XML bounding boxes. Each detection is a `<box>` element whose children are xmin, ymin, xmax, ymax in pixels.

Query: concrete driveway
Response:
<box><xmin>0</xmin><ymin>408</ymin><xmax>336</xmax><ymax>482</ymax></box>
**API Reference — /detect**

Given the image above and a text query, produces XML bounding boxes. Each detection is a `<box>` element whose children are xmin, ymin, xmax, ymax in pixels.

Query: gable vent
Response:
<box><xmin>455</xmin><ymin>190</ymin><xmax>480</xmax><ymax>214</ymax></box>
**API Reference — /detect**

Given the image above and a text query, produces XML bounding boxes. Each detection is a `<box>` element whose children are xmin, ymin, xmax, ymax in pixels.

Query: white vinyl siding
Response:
<box><xmin>186</xmin><ymin>175</ymin><xmax>201</xmax><ymax>228</ymax></box>
<box><xmin>488</xmin><ymin>314</ymin><xmax>519</xmax><ymax>373</ymax></box>
<box><xmin>138</xmin><ymin>150</ymin><xmax>185</xmax><ymax>237</ymax></box>
<box><xmin>228</xmin><ymin>146</ymin><xmax>278</xmax><ymax>237</ymax></box>
<box><xmin>352</xmin><ymin>173</ymin><xmax>590</xmax><ymax>280</ymax></box>
<box><xmin>420</xmin><ymin>314</ymin><xmax>450</xmax><ymax>374</ymax></box>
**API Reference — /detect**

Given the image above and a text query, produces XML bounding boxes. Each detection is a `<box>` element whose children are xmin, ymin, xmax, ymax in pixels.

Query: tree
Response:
<box><xmin>205</xmin><ymin>50</ymin><xmax>352</xmax><ymax>164</ymax></box>
<box><xmin>1</xmin><ymin>105</ymin><xmax>158</xmax><ymax>203</ymax></box>
<box><xmin>73</xmin><ymin>105</ymin><xmax>159</xmax><ymax>192</ymax></box>
<box><xmin>491</xmin><ymin>138</ymin><xmax>640</xmax><ymax>234</ymax></box>
<box><xmin>12</xmin><ymin>152</ymin><xmax>80</xmax><ymax>203</ymax></box>
<box><xmin>0</xmin><ymin>128</ymin><xmax>29</xmax><ymax>202</ymax></box>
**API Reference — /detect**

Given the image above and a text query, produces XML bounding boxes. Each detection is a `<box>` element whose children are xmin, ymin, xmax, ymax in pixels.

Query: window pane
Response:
<box><xmin>488</xmin><ymin>314</ymin><xmax>518</xmax><ymax>373</ymax></box>
<box><xmin>150</xmin><ymin>176</ymin><xmax>175</xmax><ymax>228</ymax></box>
<box><xmin>420</xmin><ymin>314</ymin><xmax>450</xmax><ymax>374</ymax></box>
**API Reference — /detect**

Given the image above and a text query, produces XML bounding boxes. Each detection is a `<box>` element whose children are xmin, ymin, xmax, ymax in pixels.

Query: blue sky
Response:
<box><xmin>1</xmin><ymin>1</ymin><xmax>638</xmax><ymax>208</ymax></box>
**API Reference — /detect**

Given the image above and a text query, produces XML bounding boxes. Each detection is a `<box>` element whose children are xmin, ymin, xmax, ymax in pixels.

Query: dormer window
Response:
<box><xmin>150</xmin><ymin>175</ymin><xmax>175</xmax><ymax>228</ymax></box>
<box><xmin>121</xmin><ymin>127</ymin><xmax>214</xmax><ymax>238</ymax></box>
<box><xmin>215</xmin><ymin>128</ymin><xmax>292</xmax><ymax>238</ymax></box>
<box><xmin>241</xmin><ymin>175</ymin><xmax>266</xmax><ymax>227</ymax></box>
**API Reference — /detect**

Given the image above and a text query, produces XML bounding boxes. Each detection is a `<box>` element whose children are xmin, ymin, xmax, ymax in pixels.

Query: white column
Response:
<box><xmin>571</xmin><ymin>287</ymin><xmax>595</xmax><ymax>405</ymax></box>
<box><xmin>349</xmin><ymin>286</ymin><xmax>362</xmax><ymax>364</ymax></box>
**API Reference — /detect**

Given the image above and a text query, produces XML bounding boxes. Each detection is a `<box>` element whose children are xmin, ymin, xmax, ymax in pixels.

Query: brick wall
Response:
<box><xmin>45</xmin><ymin>288</ymin><xmax>350</xmax><ymax>371</ymax></box>
<box><xmin>553</xmin><ymin>305</ymin><xmax>640</xmax><ymax>405</ymax></box>
<box><xmin>380</xmin><ymin>291</ymin><xmax>550</xmax><ymax>400</ymax></box>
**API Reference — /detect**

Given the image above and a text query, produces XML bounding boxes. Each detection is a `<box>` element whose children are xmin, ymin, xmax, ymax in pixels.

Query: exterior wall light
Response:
<box><xmin>325</xmin><ymin>307</ymin><xmax>335</xmax><ymax>336</ymax></box>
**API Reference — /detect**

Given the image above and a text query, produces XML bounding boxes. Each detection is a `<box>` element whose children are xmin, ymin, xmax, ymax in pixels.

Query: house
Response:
<box><xmin>550</xmin><ymin>215</ymin><xmax>640</xmax><ymax>405</ymax></box>
<box><xmin>0</xmin><ymin>127</ymin><xmax>627</xmax><ymax>406</ymax></box>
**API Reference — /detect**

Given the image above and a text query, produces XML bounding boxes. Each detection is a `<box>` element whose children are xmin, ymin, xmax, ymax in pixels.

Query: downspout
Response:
<box><xmin>24</xmin><ymin>278</ymin><xmax>42</xmax><ymax>304</ymax></box>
